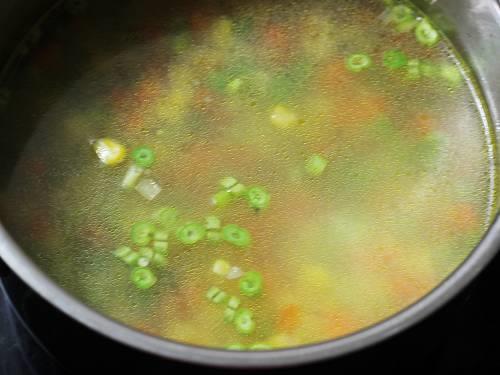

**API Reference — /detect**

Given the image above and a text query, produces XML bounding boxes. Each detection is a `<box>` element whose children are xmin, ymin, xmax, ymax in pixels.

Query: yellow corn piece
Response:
<box><xmin>93</xmin><ymin>138</ymin><xmax>126</xmax><ymax>166</ymax></box>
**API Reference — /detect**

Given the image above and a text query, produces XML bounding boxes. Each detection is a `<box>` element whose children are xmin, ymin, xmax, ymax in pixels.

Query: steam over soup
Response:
<box><xmin>0</xmin><ymin>0</ymin><xmax>496</xmax><ymax>350</ymax></box>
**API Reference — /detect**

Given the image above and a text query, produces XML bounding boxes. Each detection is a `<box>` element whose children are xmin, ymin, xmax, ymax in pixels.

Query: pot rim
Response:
<box><xmin>1</xmin><ymin>216</ymin><xmax>499</xmax><ymax>368</ymax></box>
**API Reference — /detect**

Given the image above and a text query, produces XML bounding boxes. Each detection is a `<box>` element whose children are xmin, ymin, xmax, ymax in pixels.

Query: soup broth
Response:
<box><xmin>0</xmin><ymin>0</ymin><xmax>496</xmax><ymax>349</ymax></box>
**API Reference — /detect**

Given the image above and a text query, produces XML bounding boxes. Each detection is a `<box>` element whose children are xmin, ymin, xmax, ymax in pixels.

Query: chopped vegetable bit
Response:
<box><xmin>131</xmin><ymin>146</ymin><xmax>156</xmax><ymax>168</ymax></box>
<box><xmin>93</xmin><ymin>138</ymin><xmax>126</xmax><ymax>166</ymax></box>
<box><xmin>229</xmin><ymin>183</ymin><xmax>247</xmax><ymax>196</ymax></box>
<box><xmin>224</xmin><ymin>307</ymin><xmax>237</xmax><ymax>323</ymax></box>
<box><xmin>211</xmin><ymin>190</ymin><xmax>233</xmax><ymax>207</ymax></box>
<box><xmin>250</xmin><ymin>344</ymin><xmax>272</xmax><ymax>351</ymax></box>
<box><xmin>152</xmin><ymin>253</ymin><xmax>168</xmax><ymax>267</ymax></box>
<box><xmin>212</xmin><ymin>259</ymin><xmax>231</xmax><ymax>276</ymax></box>
<box><xmin>440</xmin><ymin>64</ymin><xmax>462</xmax><ymax>86</ymax></box>
<box><xmin>135</xmin><ymin>178</ymin><xmax>162</xmax><ymax>201</ymax></box>
<box><xmin>386</xmin><ymin>4</ymin><xmax>417</xmax><ymax>32</ymax></box>
<box><xmin>226</xmin><ymin>266</ymin><xmax>244</xmax><ymax>280</ymax></box>
<box><xmin>407</xmin><ymin>59</ymin><xmax>421</xmax><ymax>79</ymax></box>
<box><xmin>239</xmin><ymin>271</ymin><xmax>263</xmax><ymax>297</ymax></box>
<box><xmin>131</xmin><ymin>222</ymin><xmax>156</xmax><ymax>246</ymax></box>
<box><xmin>234</xmin><ymin>308</ymin><xmax>255</xmax><ymax>335</ymax></box>
<box><xmin>222</xmin><ymin>224</ymin><xmax>251</xmax><ymax>247</ymax></box>
<box><xmin>270</xmin><ymin>105</ymin><xmax>299</xmax><ymax>129</ymax></box>
<box><xmin>206</xmin><ymin>286</ymin><xmax>228</xmax><ymax>304</ymax></box>
<box><xmin>415</xmin><ymin>20</ymin><xmax>440</xmax><ymax>47</ymax></box>
<box><xmin>305</xmin><ymin>154</ymin><xmax>329</xmax><ymax>176</ymax></box>
<box><xmin>113</xmin><ymin>245</ymin><xmax>132</xmax><ymax>258</ymax></box>
<box><xmin>153</xmin><ymin>240</ymin><xmax>169</xmax><ymax>255</ymax></box>
<box><xmin>137</xmin><ymin>257</ymin><xmax>150</xmax><ymax>267</ymax></box>
<box><xmin>227</xmin><ymin>296</ymin><xmax>241</xmax><ymax>310</ymax></box>
<box><xmin>346</xmin><ymin>53</ymin><xmax>372</xmax><ymax>73</ymax></box>
<box><xmin>246</xmin><ymin>186</ymin><xmax>270</xmax><ymax>210</ymax></box>
<box><xmin>122</xmin><ymin>252</ymin><xmax>140</xmax><ymax>266</ymax></box>
<box><xmin>138</xmin><ymin>247</ymin><xmax>154</xmax><ymax>259</ymax></box>
<box><xmin>176</xmin><ymin>222</ymin><xmax>206</xmax><ymax>245</ymax></box>
<box><xmin>122</xmin><ymin>165</ymin><xmax>144</xmax><ymax>189</ymax></box>
<box><xmin>383</xmin><ymin>49</ymin><xmax>408</xmax><ymax>69</ymax></box>
<box><xmin>205</xmin><ymin>216</ymin><xmax>222</xmax><ymax>230</ymax></box>
<box><xmin>219</xmin><ymin>176</ymin><xmax>239</xmax><ymax>190</ymax></box>
<box><xmin>153</xmin><ymin>207</ymin><xmax>178</xmax><ymax>228</ymax></box>
<box><xmin>130</xmin><ymin>268</ymin><xmax>157</xmax><ymax>289</ymax></box>
<box><xmin>154</xmin><ymin>230</ymin><xmax>169</xmax><ymax>242</ymax></box>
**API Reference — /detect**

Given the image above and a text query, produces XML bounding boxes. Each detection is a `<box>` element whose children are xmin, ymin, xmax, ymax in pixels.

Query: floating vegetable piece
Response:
<box><xmin>250</xmin><ymin>344</ymin><xmax>272</xmax><ymax>351</ymax></box>
<box><xmin>226</xmin><ymin>266</ymin><xmax>244</xmax><ymax>280</ymax></box>
<box><xmin>346</xmin><ymin>53</ymin><xmax>372</xmax><ymax>73</ymax></box>
<box><xmin>177</xmin><ymin>222</ymin><xmax>206</xmax><ymax>245</ymax></box>
<box><xmin>440</xmin><ymin>64</ymin><xmax>463</xmax><ymax>86</ymax></box>
<box><xmin>246</xmin><ymin>186</ymin><xmax>270</xmax><ymax>210</ymax></box>
<box><xmin>305</xmin><ymin>154</ymin><xmax>328</xmax><ymax>176</ymax></box>
<box><xmin>130</xmin><ymin>268</ymin><xmax>157</xmax><ymax>289</ymax></box>
<box><xmin>415</xmin><ymin>20</ymin><xmax>440</xmax><ymax>47</ymax></box>
<box><xmin>234</xmin><ymin>308</ymin><xmax>255</xmax><ymax>335</ymax></box>
<box><xmin>135</xmin><ymin>178</ymin><xmax>162</xmax><ymax>201</ymax></box>
<box><xmin>226</xmin><ymin>344</ymin><xmax>246</xmax><ymax>351</ymax></box>
<box><xmin>239</xmin><ymin>271</ymin><xmax>263</xmax><ymax>297</ymax></box>
<box><xmin>271</xmin><ymin>105</ymin><xmax>299</xmax><ymax>128</ymax></box>
<box><xmin>211</xmin><ymin>190</ymin><xmax>233</xmax><ymax>207</ymax></box>
<box><xmin>222</xmin><ymin>224</ymin><xmax>251</xmax><ymax>247</ymax></box>
<box><xmin>206</xmin><ymin>286</ymin><xmax>228</xmax><ymax>304</ymax></box>
<box><xmin>131</xmin><ymin>222</ymin><xmax>156</xmax><ymax>246</ymax></box>
<box><xmin>212</xmin><ymin>259</ymin><xmax>231</xmax><ymax>276</ymax></box>
<box><xmin>383</xmin><ymin>49</ymin><xmax>408</xmax><ymax>69</ymax></box>
<box><xmin>93</xmin><ymin>138</ymin><xmax>126</xmax><ymax>166</ymax></box>
<box><xmin>219</xmin><ymin>176</ymin><xmax>239</xmax><ymax>190</ymax></box>
<box><xmin>206</xmin><ymin>231</ymin><xmax>223</xmax><ymax>242</ymax></box>
<box><xmin>206</xmin><ymin>216</ymin><xmax>222</xmax><ymax>230</ymax></box>
<box><xmin>122</xmin><ymin>165</ymin><xmax>144</xmax><ymax>189</ymax></box>
<box><xmin>153</xmin><ymin>207</ymin><xmax>178</xmax><ymax>228</ymax></box>
<box><xmin>131</xmin><ymin>146</ymin><xmax>156</xmax><ymax>168</ymax></box>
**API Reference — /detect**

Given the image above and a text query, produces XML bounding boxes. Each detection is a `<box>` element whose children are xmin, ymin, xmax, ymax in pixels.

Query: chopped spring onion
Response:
<box><xmin>135</xmin><ymin>178</ymin><xmax>162</xmax><ymax>201</ymax></box>
<box><xmin>206</xmin><ymin>286</ymin><xmax>228</xmax><ymax>304</ymax></box>
<box><xmin>152</xmin><ymin>253</ymin><xmax>168</xmax><ymax>267</ymax></box>
<box><xmin>222</xmin><ymin>224</ymin><xmax>251</xmax><ymax>247</ymax></box>
<box><xmin>93</xmin><ymin>138</ymin><xmax>126</xmax><ymax>166</ymax></box>
<box><xmin>346</xmin><ymin>53</ymin><xmax>372</xmax><ymax>73</ymax></box>
<box><xmin>246</xmin><ymin>186</ymin><xmax>270</xmax><ymax>210</ymax></box>
<box><xmin>206</xmin><ymin>231</ymin><xmax>223</xmax><ymax>242</ymax></box>
<box><xmin>226</xmin><ymin>344</ymin><xmax>246</xmax><ymax>351</ymax></box>
<box><xmin>211</xmin><ymin>190</ymin><xmax>233</xmax><ymax>207</ymax></box>
<box><xmin>415</xmin><ymin>20</ymin><xmax>440</xmax><ymax>47</ymax></box>
<box><xmin>239</xmin><ymin>271</ymin><xmax>263</xmax><ymax>297</ymax></box>
<box><xmin>229</xmin><ymin>183</ymin><xmax>247</xmax><ymax>196</ymax></box>
<box><xmin>205</xmin><ymin>216</ymin><xmax>222</xmax><ymax>230</ymax></box>
<box><xmin>131</xmin><ymin>222</ymin><xmax>156</xmax><ymax>246</ymax></box>
<box><xmin>131</xmin><ymin>146</ymin><xmax>156</xmax><ymax>168</ymax></box>
<box><xmin>121</xmin><ymin>165</ymin><xmax>144</xmax><ymax>189</ymax></box>
<box><xmin>114</xmin><ymin>246</ymin><xmax>141</xmax><ymax>266</ymax></box>
<box><xmin>122</xmin><ymin>252</ymin><xmax>141</xmax><ymax>266</ymax></box>
<box><xmin>234</xmin><ymin>308</ymin><xmax>255</xmax><ymax>335</ymax></box>
<box><xmin>305</xmin><ymin>154</ymin><xmax>329</xmax><ymax>177</ymax></box>
<box><xmin>250</xmin><ymin>344</ymin><xmax>272</xmax><ymax>351</ymax></box>
<box><xmin>440</xmin><ymin>64</ymin><xmax>462</xmax><ymax>86</ymax></box>
<box><xmin>383</xmin><ymin>49</ymin><xmax>408</xmax><ymax>69</ymax></box>
<box><xmin>226</xmin><ymin>266</ymin><xmax>244</xmax><ymax>280</ymax></box>
<box><xmin>224</xmin><ymin>307</ymin><xmax>237</xmax><ymax>323</ymax></box>
<box><xmin>270</xmin><ymin>105</ymin><xmax>299</xmax><ymax>129</ymax></box>
<box><xmin>137</xmin><ymin>257</ymin><xmax>150</xmax><ymax>268</ymax></box>
<box><xmin>153</xmin><ymin>240</ymin><xmax>169</xmax><ymax>255</ymax></box>
<box><xmin>407</xmin><ymin>59</ymin><xmax>421</xmax><ymax>79</ymax></box>
<box><xmin>153</xmin><ymin>207</ymin><xmax>178</xmax><ymax>228</ymax></box>
<box><xmin>130</xmin><ymin>268</ymin><xmax>157</xmax><ymax>289</ymax></box>
<box><xmin>387</xmin><ymin>5</ymin><xmax>417</xmax><ymax>32</ymax></box>
<box><xmin>139</xmin><ymin>247</ymin><xmax>154</xmax><ymax>260</ymax></box>
<box><xmin>220</xmin><ymin>176</ymin><xmax>239</xmax><ymax>190</ymax></box>
<box><xmin>227</xmin><ymin>296</ymin><xmax>241</xmax><ymax>310</ymax></box>
<box><xmin>176</xmin><ymin>222</ymin><xmax>206</xmax><ymax>245</ymax></box>
<box><xmin>212</xmin><ymin>259</ymin><xmax>231</xmax><ymax>276</ymax></box>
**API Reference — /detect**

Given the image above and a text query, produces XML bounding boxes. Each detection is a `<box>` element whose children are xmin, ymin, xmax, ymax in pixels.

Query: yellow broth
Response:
<box><xmin>0</xmin><ymin>0</ymin><xmax>496</xmax><ymax>349</ymax></box>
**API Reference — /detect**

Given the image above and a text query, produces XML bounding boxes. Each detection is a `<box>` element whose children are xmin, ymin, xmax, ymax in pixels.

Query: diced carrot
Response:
<box><xmin>277</xmin><ymin>304</ymin><xmax>301</xmax><ymax>333</ymax></box>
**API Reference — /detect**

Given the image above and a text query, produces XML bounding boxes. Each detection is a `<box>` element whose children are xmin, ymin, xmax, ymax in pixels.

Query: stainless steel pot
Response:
<box><xmin>1</xmin><ymin>0</ymin><xmax>500</xmax><ymax>369</ymax></box>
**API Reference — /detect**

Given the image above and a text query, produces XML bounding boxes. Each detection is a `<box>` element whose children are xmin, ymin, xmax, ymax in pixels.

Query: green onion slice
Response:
<box><xmin>234</xmin><ymin>308</ymin><xmax>255</xmax><ymax>335</ymax></box>
<box><xmin>246</xmin><ymin>186</ymin><xmax>270</xmax><ymax>210</ymax></box>
<box><xmin>222</xmin><ymin>224</ymin><xmax>251</xmax><ymax>247</ymax></box>
<box><xmin>239</xmin><ymin>271</ymin><xmax>263</xmax><ymax>297</ymax></box>
<box><xmin>131</xmin><ymin>146</ymin><xmax>156</xmax><ymax>168</ymax></box>
<box><xmin>131</xmin><ymin>222</ymin><xmax>156</xmax><ymax>246</ymax></box>
<box><xmin>415</xmin><ymin>20</ymin><xmax>440</xmax><ymax>47</ymax></box>
<box><xmin>346</xmin><ymin>53</ymin><xmax>372</xmax><ymax>73</ymax></box>
<box><xmin>130</xmin><ymin>268</ymin><xmax>157</xmax><ymax>289</ymax></box>
<box><xmin>176</xmin><ymin>222</ymin><xmax>206</xmax><ymax>245</ymax></box>
<box><xmin>383</xmin><ymin>49</ymin><xmax>408</xmax><ymax>69</ymax></box>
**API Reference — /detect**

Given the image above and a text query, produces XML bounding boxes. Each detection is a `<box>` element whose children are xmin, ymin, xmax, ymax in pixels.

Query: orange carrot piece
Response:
<box><xmin>278</xmin><ymin>304</ymin><xmax>301</xmax><ymax>333</ymax></box>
